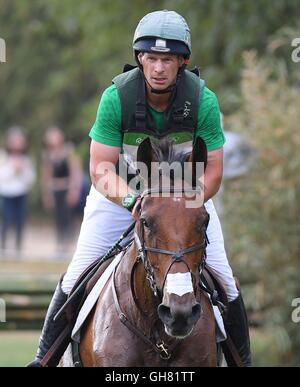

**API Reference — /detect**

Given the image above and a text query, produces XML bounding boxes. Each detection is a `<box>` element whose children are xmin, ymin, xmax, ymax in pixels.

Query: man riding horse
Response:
<box><xmin>28</xmin><ymin>10</ymin><xmax>251</xmax><ymax>367</ymax></box>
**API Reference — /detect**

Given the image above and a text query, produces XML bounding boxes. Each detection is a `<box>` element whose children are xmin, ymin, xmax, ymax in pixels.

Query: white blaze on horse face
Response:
<box><xmin>165</xmin><ymin>273</ymin><xmax>193</xmax><ymax>297</ymax></box>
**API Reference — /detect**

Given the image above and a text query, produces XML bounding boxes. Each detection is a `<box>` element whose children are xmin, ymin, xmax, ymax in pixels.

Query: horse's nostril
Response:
<box><xmin>158</xmin><ymin>304</ymin><xmax>173</xmax><ymax>325</ymax></box>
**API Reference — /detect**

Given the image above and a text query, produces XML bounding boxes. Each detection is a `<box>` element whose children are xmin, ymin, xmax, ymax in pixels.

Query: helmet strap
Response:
<box><xmin>144</xmin><ymin>77</ymin><xmax>175</xmax><ymax>94</ymax></box>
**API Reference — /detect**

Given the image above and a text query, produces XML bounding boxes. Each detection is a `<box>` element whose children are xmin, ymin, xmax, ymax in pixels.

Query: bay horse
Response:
<box><xmin>71</xmin><ymin>137</ymin><xmax>217</xmax><ymax>366</ymax></box>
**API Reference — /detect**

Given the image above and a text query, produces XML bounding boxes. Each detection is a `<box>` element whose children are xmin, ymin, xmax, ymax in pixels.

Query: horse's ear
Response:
<box><xmin>187</xmin><ymin>137</ymin><xmax>207</xmax><ymax>187</ymax></box>
<box><xmin>192</xmin><ymin>137</ymin><xmax>207</xmax><ymax>169</ymax></box>
<box><xmin>137</xmin><ymin>137</ymin><xmax>154</xmax><ymax>180</ymax></box>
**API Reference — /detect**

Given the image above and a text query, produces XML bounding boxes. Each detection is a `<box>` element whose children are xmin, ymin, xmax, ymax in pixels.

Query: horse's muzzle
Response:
<box><xmin>157</xmin><ymin>300</ymin><xmax>201</xmax><ymax>339</ymax></box>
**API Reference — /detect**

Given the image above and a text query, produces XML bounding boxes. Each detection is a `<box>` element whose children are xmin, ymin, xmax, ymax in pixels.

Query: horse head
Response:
<box><xmin>135</xmin><ymin>137</ymin><xmax>209</xmax><ymax>339</ymax></box>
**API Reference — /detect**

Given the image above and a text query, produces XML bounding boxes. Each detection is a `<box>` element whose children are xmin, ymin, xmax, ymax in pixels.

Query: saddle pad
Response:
<box><xmin>71</xmin><ymin>252</ymin><xmax>123</xmax><ymax>343</ymax></box>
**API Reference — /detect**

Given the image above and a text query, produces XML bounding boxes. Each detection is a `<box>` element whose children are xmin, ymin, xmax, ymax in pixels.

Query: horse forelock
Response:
<box><xmin>148</xmin><ymin>138</ymin><xmax>193</xmax><ymax>187</ymax></box>
<box><xmin>151</xmin><ymin>138</ymin><xmax>190</xmax><ymax>167</ymax></box>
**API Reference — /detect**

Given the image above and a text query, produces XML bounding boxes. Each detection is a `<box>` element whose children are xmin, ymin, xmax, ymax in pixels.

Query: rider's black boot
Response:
<box><xmin>222</xmin><ymin>293</ymin><xmax>252</xmax><ymax>367</ymax></box>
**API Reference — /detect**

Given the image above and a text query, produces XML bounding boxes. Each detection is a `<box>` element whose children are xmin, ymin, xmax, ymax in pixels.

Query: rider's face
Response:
<box><xmin>139</xmin><ymin>52</ymin><xmax>184</xmax><ymax>91</ymax></box>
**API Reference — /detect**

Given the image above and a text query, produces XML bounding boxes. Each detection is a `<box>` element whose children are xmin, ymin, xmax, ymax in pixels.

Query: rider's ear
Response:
<box><xmin>137</xmin><ymin>52</ymin><xmax>144</xmax><ymax>66</ymax></box>
<box><xmin>187</xmin><ymin>137</ymin><xmax>207</xmax><ymax>188</ymax></box>
<box><xmin>178</xmin><ymin>55</ymin><xmax>184</xmax><ymax>67</ymax></box>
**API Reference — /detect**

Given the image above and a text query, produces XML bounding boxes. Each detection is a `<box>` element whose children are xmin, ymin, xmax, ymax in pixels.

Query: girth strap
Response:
<box><xmin>72</xmin><ymin>341</ymin><xmax>83</xmax><ymax>367</ymax></box>
<box><xmin>199</xmin><ymin>270</ymin><xmax>226</xmax><ymax>315</ymax></box>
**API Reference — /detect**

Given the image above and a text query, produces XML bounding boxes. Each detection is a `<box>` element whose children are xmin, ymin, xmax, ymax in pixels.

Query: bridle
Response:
<box><xmin>134</xmin><ymin>187</ymin><xmax>209</xmax><ymax>299</ymax></box>
<box><xmin>111</xmin><ymin>186</ymin><xmax>210</xmax><ymax>360</ymax></box>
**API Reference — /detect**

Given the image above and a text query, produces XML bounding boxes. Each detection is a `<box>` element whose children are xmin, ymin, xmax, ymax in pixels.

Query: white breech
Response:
<box><xmin>61</xmin><ymin>185</ymin><xmax>239</xmax><ymax>301</ymax></box>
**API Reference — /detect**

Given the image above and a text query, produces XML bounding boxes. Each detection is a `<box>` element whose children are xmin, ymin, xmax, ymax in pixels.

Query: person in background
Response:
<box><xmin>41</xmin><ymin>127</ymin><xmax>83</xmax><ymax>254</ymax></box>
<box><xmin>0</xmin><ymin>126</ymin><xmax>36</xmax><ymax>253</ymax></box>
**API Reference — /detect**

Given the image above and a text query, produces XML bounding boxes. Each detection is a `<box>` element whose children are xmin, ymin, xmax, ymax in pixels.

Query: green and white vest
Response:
<box><xmin>112</xmin><ymin>67</ymin><xmax>205</xmax><ymax>169</ymax></box>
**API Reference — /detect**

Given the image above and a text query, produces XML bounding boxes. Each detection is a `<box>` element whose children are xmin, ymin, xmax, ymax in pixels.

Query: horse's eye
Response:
<box><xmin>141</xmin><ymin>218</ymin><xmax>150</xmax><ymax>228</ymax></box>
<box><xmin>141</xmin><ymin>217</ymin><xmax>156</xmax><ymax>231</ymax></box>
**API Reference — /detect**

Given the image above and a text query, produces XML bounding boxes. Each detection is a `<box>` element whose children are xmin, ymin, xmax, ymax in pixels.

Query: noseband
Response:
<box><xmin>135</xmin><ymin>187</ymin><xmax>209</xmax><ymax>298</ymax></box>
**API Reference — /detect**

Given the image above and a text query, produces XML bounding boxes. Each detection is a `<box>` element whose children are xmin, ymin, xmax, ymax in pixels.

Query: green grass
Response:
<box><xmin>0</xmin><ymin>331</ymin><xmax>40</xmax><ymax>367</ymax></box>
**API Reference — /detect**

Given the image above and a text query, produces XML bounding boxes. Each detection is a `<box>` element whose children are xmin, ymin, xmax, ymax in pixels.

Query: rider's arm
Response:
<box><xmin>203</xmin><ymin>147</ymin><xmax>223</xmax><ymax>202</ymax></box>
<box><xmin>90</xmin><ymin>139</ymin><xmax>133</xmax><ymax>207</ymax></box>
<box><xmin>195</xmin><ymin>87</ymin><xmax>225</xmax><ymax>202</ymax></box>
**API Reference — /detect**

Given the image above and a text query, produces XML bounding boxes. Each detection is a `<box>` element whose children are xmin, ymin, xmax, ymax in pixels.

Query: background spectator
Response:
<box><xmin>0</xmin><ymin>126</ymin><xmax>36</xmax><ymax>254</ymax></box>
<box><xmin>41</xmin><ymin>126</ymin><xmax>84</xmax><ymax>255</ymax></box>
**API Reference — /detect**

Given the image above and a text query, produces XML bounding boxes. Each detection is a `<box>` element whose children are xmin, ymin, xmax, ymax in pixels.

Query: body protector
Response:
<box><xmin>112</xmin><ymin>66</ymin><xmax>205</xmax><ymax>175</ymax></box>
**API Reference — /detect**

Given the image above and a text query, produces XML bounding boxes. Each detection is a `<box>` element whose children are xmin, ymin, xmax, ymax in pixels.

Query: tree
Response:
<box><xmin>223</xmin><ymin>49</ymin><xmax>300</xmax><ymax>366</ymax></box>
